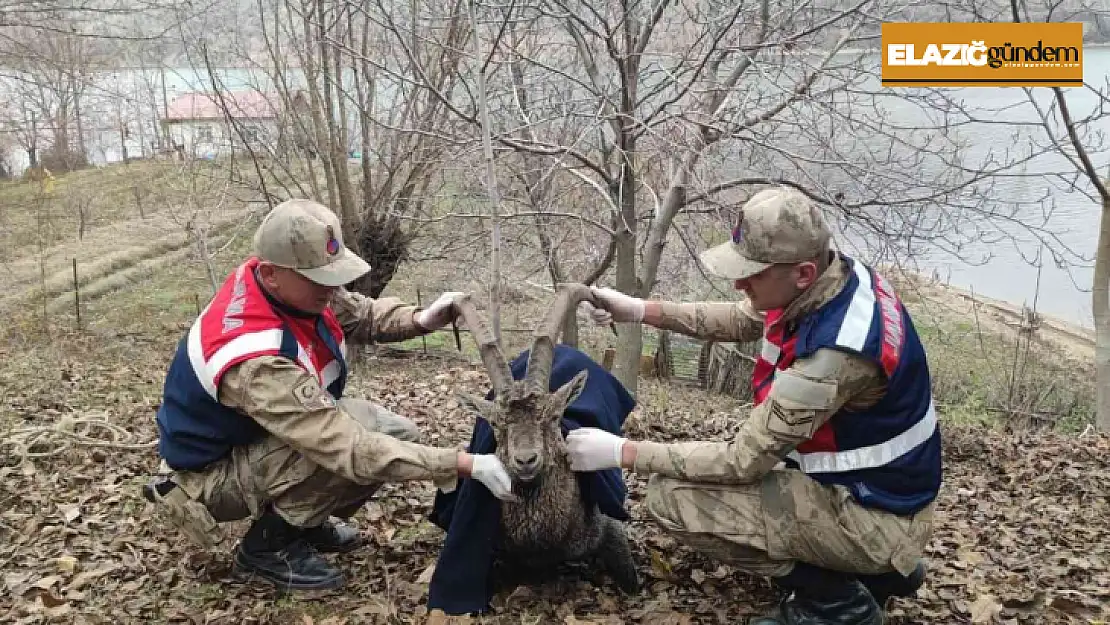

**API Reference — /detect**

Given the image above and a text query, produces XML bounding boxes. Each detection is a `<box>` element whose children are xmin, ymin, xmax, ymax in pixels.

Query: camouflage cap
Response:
<box><xmin>698</xmin><ymin>187</ymin><xmax>831</xmax><ymax>280</ymax></box>
<box><xmin>253</xmin><ymin>199</ymin><xmax>370</xmax><ymax>287</ymax></box>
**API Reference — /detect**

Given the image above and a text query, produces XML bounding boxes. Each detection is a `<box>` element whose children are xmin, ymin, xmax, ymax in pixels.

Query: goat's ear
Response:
<box><xmin>550</xmin><ymin>369</ymin><xmax>588</xmax><ymax>413</ymax></box>
<box><xmin>457</xmin><ymin>392</ymin><xmax>498</xmax><ymax>425</ymax></box>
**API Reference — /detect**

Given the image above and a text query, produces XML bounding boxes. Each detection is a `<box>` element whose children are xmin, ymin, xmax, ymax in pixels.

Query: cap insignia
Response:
<box><xmin>325</xmin><ymin>225</ymin><xmax>340</xmax><ymax>256</ymax></box>
<box><xmin>731</xmin><ymin>214</ymin><xmax>745</xmax><ymax>244</ymax></box>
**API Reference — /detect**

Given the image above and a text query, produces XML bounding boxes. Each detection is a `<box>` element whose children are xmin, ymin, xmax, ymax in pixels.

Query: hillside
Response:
<box><xmin>0</xmin><ymin>164</ymin><xmax>1107</xmax><ymax>624</ymax></box>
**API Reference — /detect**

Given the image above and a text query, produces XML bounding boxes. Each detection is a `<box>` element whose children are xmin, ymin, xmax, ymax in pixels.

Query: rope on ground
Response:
<box><xmin>1</xmin><ymin>413</ymin><xmax>157</xmax><ymax>462</ymax></box>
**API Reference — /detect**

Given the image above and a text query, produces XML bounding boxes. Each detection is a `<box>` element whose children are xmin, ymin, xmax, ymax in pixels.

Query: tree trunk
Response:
<box><xmin>329</xmin><ymin>12</ymin><xmax>358</xmax><ymax>240</ymax></box>
<box><xmin>54</xmin><ymin>100</ymin><xmax>70</xmax><ymax>167</ymax></box>
<box><xmin>640</xmin><ymin>149</ymin><xmax>704</xmax><ymax>294</ymax></box>
<box><xmin>357</xmin><ymin>12</ymin><xmax>374</xmax><ymax>218</ymax></box>
<box><xmin>613</xmin><ymin>154</ymin><xmax>641</xmax><ymax>394</ymax></box>
<box><xmin>316</xmin><ymin>0</ymin><xmax>357</xmax><ymax>243</ymax></box>
<box><xmin>467</xmin><ymin>0</ymin><xmax>503</xmax><ymax>342</ymax></box>
<box><xmin>73</xmin><ymin>78</ymin><xmax>86</xmax><ymax>162</ymax></box>
<box><xmin>193</xmin><ymin>223</ymin><xmax>219</xmax><ymax>296</ymax></box>
<box><xmin>1095</xmin><ymin>194</ymin><xmax>1110</xmax><ymax>431</ymax></box>
<box><xmin>301</xmin><ymin>5</ymin><xmax>338</xmax><ymax>213</ymax></box>
<box><xmin>612</xmin><ymin>11</ymin><xmax>643</xmax><ymax>395</ymax></box>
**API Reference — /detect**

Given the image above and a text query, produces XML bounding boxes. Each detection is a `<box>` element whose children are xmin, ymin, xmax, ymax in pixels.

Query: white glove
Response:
<box><xmin>415</xmin><ymin>291</ymin><xmax>465</xmax><ymax>331</ymax></box>
<box><xmin>566</xmin><ymin>427</ymin><xmax>627</xmax><ymax>472</ymax></box>
<box><xmin>469</xmin><ymin>454</ymin><xmax>518</xmax><ymax>501</ymax></box>
<box><xmin>587</xmin><ymin>287</ymin><xmax>645</xmax><ymax>324</ymax></box>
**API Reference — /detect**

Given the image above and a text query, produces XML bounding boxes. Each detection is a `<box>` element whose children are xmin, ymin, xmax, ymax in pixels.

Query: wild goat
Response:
<box><xmin>450</xmin><ymin>284</ymin><xmax>640</xmax><ymax>594</ymax></box>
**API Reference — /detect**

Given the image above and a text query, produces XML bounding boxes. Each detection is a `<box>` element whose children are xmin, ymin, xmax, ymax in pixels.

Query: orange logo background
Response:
<box><xmin>881</xmin><ymin>22</ymin><xmax>1083</xmax><ymax>87</ymax></box>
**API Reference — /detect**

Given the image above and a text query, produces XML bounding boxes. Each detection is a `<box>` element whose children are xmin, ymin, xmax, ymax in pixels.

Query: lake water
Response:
<box><xmin>829</xmin><ymin>48</ymin><xmax>1110</xmax><ymax>329</ymax></box>
<box><xmin>5</xmin><ymin>53</ymin><xmax>1109</xmax><ymax>328</ymax></box>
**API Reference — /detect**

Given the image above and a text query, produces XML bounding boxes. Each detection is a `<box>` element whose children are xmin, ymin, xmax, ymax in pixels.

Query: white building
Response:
<box><xmin>161</xmin><ymin>90</ymin><xmax>306</xmax><ymax>159</ymax></box>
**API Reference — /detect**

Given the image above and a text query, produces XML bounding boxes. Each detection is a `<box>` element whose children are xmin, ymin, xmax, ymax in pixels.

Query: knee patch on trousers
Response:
<box><xmin>643</xmin><ymin>475</ymin><xmax>793</xmax><ymax>578</ymax></box>
<box><xmin>150</xmin><ymin>484</ymin><xmax>226</xmax><ymax>549</ymax></box>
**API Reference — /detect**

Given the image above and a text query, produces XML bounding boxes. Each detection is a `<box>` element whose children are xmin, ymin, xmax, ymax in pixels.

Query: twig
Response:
<box><xmin>200</xmin><ymin>44</ymin><xmax>274</xmax><ymax>211</ymax></box>
<box><xmin>2</xmin><ymin>415</ymin><xmax>158</xmax><ymax>463</ymax></box>
<box><xmin>983</xmin><ymin>406</ymin><xmax>1059</xmax><ymax>421</ymax></box>
<box><xmin>525</xmin><ymin>280</ymin><xmax>555</xmax><ymax>293</ymax></box>
<box><xmin>968</xmin><ymin>286</ymin><xmax>1000</xmax><ymax>382</ymax></box>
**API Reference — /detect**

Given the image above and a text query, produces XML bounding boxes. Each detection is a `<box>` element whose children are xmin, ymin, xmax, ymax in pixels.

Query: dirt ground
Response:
<box><xmin>1</xmin><ymin>335</ymin><xmax>1108</xmax><ymax>624</ymax></box>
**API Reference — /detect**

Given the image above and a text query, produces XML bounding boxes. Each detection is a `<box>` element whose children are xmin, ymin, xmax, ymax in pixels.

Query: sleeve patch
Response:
<box><xmin>294</xmin><ymin>378</ymin><xmax>337</xmax><ymax>411</ymax></box>
<box><xmin>762</xmin><ymin>367</ymin><xmax>838</xmax><ymax>441</ymax></box>
<box><xmin>771</xmin><ymin>368</ymin><xmax>839</xmax><ymax>411</ymax></box>
<box><xmin>765</xmin><ymin>400</ymin><xmax>820</xmax><ymax>440</ymax></box>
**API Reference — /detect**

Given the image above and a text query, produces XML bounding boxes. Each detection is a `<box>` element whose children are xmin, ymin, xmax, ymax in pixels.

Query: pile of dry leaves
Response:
<box><xmin>1</xmin><ymin>344</ymin><xmax>1108</xmax><ymax>624</ymax></box>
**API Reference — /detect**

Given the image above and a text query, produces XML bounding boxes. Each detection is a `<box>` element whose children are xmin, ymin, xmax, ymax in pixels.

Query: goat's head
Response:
<box><xmin>454</xmin><ymin>284</ymin><xmax>598</xmax><ymax>486</ymax></box>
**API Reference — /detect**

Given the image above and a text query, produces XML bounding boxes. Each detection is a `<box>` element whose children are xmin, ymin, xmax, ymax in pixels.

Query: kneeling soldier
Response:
<box><xmin>570</xmin><ymin>188</ymin><xmax>939</xmax><ymax>624</ymax></box>
<box><xmin>145</xmin><ymin>199</ymin><xmax>516</xmax><ymax>591</ymax></box>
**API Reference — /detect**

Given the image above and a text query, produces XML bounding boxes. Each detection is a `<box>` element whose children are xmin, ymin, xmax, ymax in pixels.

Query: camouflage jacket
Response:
<box><xmin>218</xmin><ymin>288</ymin><xmax>459</xmax><ymax>492</ymax></box>
<box><xmin>633</xmin><ymin>254</ymin><xmax>887</xmax><ymax>484</ymax></box>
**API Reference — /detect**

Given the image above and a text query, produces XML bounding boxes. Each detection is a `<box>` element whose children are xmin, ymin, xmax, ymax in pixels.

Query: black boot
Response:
<box><xmin>859</xmin><ymin>561</ymin><xmax>926</xmax><ymax>606</ymax></box>
<box><xmin>750</xmin><ymin>563</ymin><xmax>883</xmax><ymax>625</ymax></box>
<box><xmin>234</xmin><ymin>508</ymin><xmax>345</xmax><ymax>591</ymax></box>
<box><xmin>303</xmin><ymin>517</ymin><xmax>364</xmax><ymax>553</ymax></box>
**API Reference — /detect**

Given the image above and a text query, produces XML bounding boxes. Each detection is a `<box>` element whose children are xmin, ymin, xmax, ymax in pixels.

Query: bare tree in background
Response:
<box><xmin>999</xmin><ymin>0</ymin><xmax>1110</xmax><ymax>431</ymax></box>
<box><xmin>0</xmin><ymin>0</ymin><xmax>224</xmax><ymax>177</ymax></box>
<box><xmin>164</xmin><ymin>157</ymin><xmax>256</xmax><ymax>295</ymax></box>
<box><xmin>377</xmin><ymin>0</ymin><xmax>1071</xmax><ymax>393</ymax></box>
<box><xmin>177</xmin><ymin>0</ymin><xmax>471</xmax><ymax>298</ymax></box>
<box><xmin>892</xmin><ymin>0</ymin><xmax>1110</xmax><ymax>430</ymax></box>
<box><xmin>0</xmin><ymin>26</ymin><xmax>100</xmax><ymax>171</ymax></box>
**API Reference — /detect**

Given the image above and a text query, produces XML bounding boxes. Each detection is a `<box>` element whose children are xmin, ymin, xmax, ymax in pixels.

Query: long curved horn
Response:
<box><xmin>524</xmin><ymin>282</ymin><xmax>600</xmax><ymax>396</ymax></box>
<box><xmin>451</xmin><ymin>293</ymin><xmax>513</xmax><ymax>397</ymax></box>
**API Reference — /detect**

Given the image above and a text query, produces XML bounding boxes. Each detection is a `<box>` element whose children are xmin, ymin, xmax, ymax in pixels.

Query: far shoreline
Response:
<box><xmin>881</xmin><ymin>264</ymin><xmax>1097</xmax><ymax>365</ymax></box>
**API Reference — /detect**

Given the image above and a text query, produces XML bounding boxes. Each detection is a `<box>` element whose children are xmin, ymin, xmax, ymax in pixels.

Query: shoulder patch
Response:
<box><xmin>294</xmin><ymin>377</ymin><xmax>337</xmax><ymax>411</ymax></box>
<box><xmin>764</xmin><ymin>399</ymin><xmax>820</xmax><ymax>441</ymax></box>
<box><xmin>771</xmin><ymin>366</ymin><xmax>839</xmax><ymax>410</ymax></box>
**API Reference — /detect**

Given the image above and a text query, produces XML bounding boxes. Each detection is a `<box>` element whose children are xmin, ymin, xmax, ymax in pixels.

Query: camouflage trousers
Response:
<box><xmin>167</xmin><ymin>397</ymin><xmax>420</xmax><ymax>530</ymax></box>
<box><xmin>644</xmin><ymin>468</ymin><xmax>934</xmax><ymax>579</ymax></box>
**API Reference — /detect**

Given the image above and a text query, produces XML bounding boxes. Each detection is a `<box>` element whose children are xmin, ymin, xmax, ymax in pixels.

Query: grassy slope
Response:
<box><xmin>0</xmin><ymin>162</ymin><xmax>184</xmax><ymax>257</ymax></box>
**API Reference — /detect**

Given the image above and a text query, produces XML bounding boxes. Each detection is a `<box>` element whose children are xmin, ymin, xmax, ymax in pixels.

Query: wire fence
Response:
<box><xmin>370</xmin><ymin>321</ymin><xmax>758</xmax><ymax>401</ymax></box>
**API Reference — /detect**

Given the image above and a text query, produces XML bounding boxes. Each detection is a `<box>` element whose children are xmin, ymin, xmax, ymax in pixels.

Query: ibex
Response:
<box><xmin>451</xmin><ymin>284</ymin><xmax>640</xmax><ymax>594</ymax></box>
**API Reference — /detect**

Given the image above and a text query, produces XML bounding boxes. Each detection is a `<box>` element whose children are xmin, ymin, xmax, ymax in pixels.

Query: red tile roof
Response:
<box><xmin>164</xmin><ymin>91</ymin><xmax>278</xmax><ymax>121</ymax></box>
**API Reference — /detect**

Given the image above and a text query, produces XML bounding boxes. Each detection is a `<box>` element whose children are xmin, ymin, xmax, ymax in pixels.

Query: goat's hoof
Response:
<box><xmin>612</xmin><ymin>570</ymin><xmax>641</xmax><ymax>595</ymax></box>
<box><xmin>617</xmin><ymin>580</ymin><xmax>641</xmax><ymax>595</ymax></box>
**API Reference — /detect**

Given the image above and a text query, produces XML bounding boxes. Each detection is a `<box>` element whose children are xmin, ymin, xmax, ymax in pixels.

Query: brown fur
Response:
<box><xmin>461</xmin><ymin>380</ymin><xmax>639</xmax><ymax>593</ymax></box>
<box><xmin>452</xmin><ymin>286</ymin><xmax>640</xmax><ymax>593</ymax></box>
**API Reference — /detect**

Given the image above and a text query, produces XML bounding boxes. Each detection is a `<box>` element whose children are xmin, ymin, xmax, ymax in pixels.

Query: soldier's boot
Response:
<box><xmin>858</xmin><ymin>561</ymin><xmax>926</xmax><ymax>607</ymax></box>
<box><xmin>302</xmin><ymin>517</ymin><xmax>364</xmax><ymax>554</ymax></box>
<box><xmin>142</xmin><ymin>476</ymin><xmax>226</xmax><ymax>550</ymax></box>
<box><xmin>233</xmin><ymin>506</ymin><xmax>345</xmax><ymax>591</ymax></box>
<box><xmin>750</xmin><ymin>563</ymin><xmax>883</xmax><ymax>625</ymax></box>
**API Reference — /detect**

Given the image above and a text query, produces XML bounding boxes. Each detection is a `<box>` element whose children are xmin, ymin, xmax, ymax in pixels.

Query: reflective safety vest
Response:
<box><xmin>752</xmin><ymin>256</ymin><xmax>941</xmax><ymax>515</ymax></box>
<box><xmin>155</xmin><ymin>257</ymin><xmax>349</xmax><ymax>470</ymax></box>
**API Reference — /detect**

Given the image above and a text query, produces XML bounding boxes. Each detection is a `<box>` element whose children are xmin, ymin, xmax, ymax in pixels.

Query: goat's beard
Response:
<box><xmin>511</xmin><ymin>473</ymin><xmax>545</xmax><ymax>499</ymax></box>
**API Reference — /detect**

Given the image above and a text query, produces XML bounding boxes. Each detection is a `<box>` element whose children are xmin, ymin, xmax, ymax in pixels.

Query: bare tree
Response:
<box><xmin>882</xmin><ymin>0</ymin><xmax>1110</xmax><ymax>429</ymax></box>
<box><xmin>0</xmin><ymin>26</ymin><xmax>101</xmax><ymax>171</ymax></box>
<box><xmin>174</xmin><ymin>0</ymin><xmax>472</xmax><ymax>298</ymax></box>
<box><xmin>377</xmin><ymin>0</ymin><xmax>1057</xmax><ymax>393</ymax></box>
<box><xmin>1000</xmin><ymin>0</ymin><xmax>1110</xmax><ymax>430</ymax></box>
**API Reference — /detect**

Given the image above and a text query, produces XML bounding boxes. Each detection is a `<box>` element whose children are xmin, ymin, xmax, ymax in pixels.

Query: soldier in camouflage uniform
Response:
<box><xmin>568</xmin><ymin>187</ymin><xmax>941</xmax><ymax>624</ymax></box>
<box><xmin>143</xmin><ymin>199</ymin><xmax>517</xmax><ymax>591</ymax></box>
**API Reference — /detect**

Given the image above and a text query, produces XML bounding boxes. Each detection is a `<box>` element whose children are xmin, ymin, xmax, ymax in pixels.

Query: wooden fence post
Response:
<box><xmin>72</xmin><ymin>258</ymin><xmax>80</xmax><ymax>330</ymax></box>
